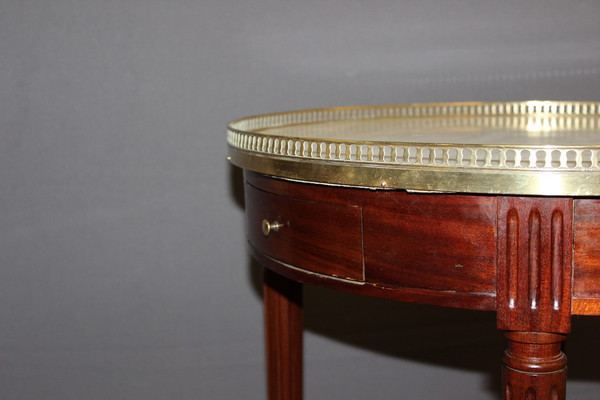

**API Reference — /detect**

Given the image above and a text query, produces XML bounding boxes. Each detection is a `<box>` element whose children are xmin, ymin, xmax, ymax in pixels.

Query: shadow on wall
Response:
<box><xmin>229</xmin><ymin>163</ymin><xmax>245</xmax><ymax>210</ymax></box>
<box><xmin>228</xmin><ymin>164</ymin><xmax>600</xmax><ymax>396</ymax></box>
<box><xmin>247</xmin><ymin>251</ymin><xmax>504</xmax><ymax>397</ymax></box>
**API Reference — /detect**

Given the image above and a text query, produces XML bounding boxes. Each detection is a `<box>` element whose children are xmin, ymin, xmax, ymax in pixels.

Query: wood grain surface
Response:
<box><xmin>243</xmin><ymin>171</ymin><xmax>600</xmax><ymax>400</ymax></box>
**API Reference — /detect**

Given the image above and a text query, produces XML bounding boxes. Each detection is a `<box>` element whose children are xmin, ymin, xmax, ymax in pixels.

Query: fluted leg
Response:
<box><xmin>497</xmin><ymin>197</ymin><xmax>572</xmax><ymax>399</ymax></box>
<box><xmin>263</xmin><ymin>269</ymin><xmax>303</xmax><ymax>400</ymax></box>
<box><xmin>502</xmin><ymin>332</ymin><xmax>567</xmax><ymax>400</ymax></box>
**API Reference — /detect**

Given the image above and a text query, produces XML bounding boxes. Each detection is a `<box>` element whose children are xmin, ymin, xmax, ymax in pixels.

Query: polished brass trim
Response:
<box><xmin>227</xmin><ymin>102</ymin><xmax>600</xmax><ymax>195</ymax></box>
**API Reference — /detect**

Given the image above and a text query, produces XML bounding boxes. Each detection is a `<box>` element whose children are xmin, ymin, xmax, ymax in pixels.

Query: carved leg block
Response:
<box><xmin>263</xmin><ymin>269</ymin><xmax>303</xmax><ymax>400</ymax></box>
<box><xmin>502</xmin><ymin>332</ymin><xmax>567</xmax><ymax>400</ymax></box>
<box><xmin>497</xmin><ymin>197</ymin><xmax>572</xmax><ymax>399</ymax></box>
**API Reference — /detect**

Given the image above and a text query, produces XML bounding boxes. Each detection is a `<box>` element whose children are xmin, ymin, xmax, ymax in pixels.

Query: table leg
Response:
<box><xmin>263</xmin><ymin>269</ymin><xmax>303</xmax><ymax>400</ymax></box>
<box><xmin>502</xmin><ymin>332</ymin><xmax>567</xmax><ymax>400</ymax></box>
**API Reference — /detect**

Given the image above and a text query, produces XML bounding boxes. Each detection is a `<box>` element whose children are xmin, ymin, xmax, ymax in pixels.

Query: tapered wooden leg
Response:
<box><xmin>264</xmin><ymin>269</ymin><xmax>303</xmax><ymax>400</ymax></box>
<box><xmin>502</xmin><ymin>332</ymin><xmax>567</xmax><ymax>400</ymax></box>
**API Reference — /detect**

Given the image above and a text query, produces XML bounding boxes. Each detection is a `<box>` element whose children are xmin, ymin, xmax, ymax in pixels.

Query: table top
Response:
<box><xmin>227</xmin><ymin>101</ymin><xmax>600</xmax><ymax>196</ymax></box>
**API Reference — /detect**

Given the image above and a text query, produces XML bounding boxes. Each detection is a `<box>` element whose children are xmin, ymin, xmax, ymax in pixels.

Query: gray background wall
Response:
<box><xmin>2</xmin><ymin>1</ymin><xmax>600</xmax><ymax>399</ymax></box>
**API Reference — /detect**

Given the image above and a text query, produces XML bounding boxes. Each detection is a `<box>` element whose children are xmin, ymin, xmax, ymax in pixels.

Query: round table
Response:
<box><xmin>227</xmin><ymin>101</ymin><xmax>600</xmax><ymax>400</ymax></box>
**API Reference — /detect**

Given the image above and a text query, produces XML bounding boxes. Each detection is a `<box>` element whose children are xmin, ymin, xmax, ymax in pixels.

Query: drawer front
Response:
<box><xmin>245</xmin><ymin>183</ymin><xmax>364</xmax><ymax>281</ymax></box>
<box><xmin>363</xmin><ymin>192</ymin><xmax>497</xmax><ymax>293</ymax></box>
<box><xmin>573</xmin><ymin>199</ymin><xmax>600</xmax><ymax>299</ymax></box>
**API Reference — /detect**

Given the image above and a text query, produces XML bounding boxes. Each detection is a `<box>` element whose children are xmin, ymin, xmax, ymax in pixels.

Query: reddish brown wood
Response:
<box><xmin>497</xmin><ymin>197</ymin><xmax>573</xmax><ymax>333</ymax></box>
<box><xmin>502</xmin><ymin>332</ymin><xmax>567</xmax><ymax>400</ymax></box>
<box><xmin>363</xmin><ymin>191</ymin><xmax>497</xmax><ymax>293</ymax></box>
<box><xmin>264</xmin><ymin>269</ymin><xmax>303</xmax><ymax>400</ymax></box>
<box><xmin>245</xmin><ymin>182</ymin><xmax>364</xmax><ymax>281</ymax></box>
<box><xmin>241</xmin><ymin>171</ymin><xmax>600</xmax><ymax>400</ymax></box>
<box><xmin>244</xmin><ymin>170</ymin><xmax>367</xmax><ymax>204</ymax></box>
<box><xmin>495</xmin><ymin>198</ymin><xmax>572</xmax><ymax>399</ymax></box>
<box><xmin>573</xmin><ymin>199</ymin><xmax>600</xmax><ymax>314</ymax></box>
<box><xmin>245</xmin><ymin>171</ymin><xmax>498</xmax><ymax>310</ymax></box>
<box><xmin>251</xmin><ymin>246</ymin><xmax>497</xmax><ymax>311</ymax></box>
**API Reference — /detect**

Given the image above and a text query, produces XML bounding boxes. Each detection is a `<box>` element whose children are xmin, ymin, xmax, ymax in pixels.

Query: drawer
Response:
<box><xmin>363</xmin><ymin>192</ymin><xmax>497</xmax><ymax>293</ymax></box>
<box><xmin>245</xmin><ymin>183</ymin><xmax>364</xmax><ymax>281</ymax></box>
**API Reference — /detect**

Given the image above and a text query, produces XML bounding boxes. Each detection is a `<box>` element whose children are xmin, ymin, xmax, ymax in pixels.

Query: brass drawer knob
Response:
<box><xmin>262</xmin><ymin>219</ymin><xmax>283</xmax><ymax>237</ymax></box>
